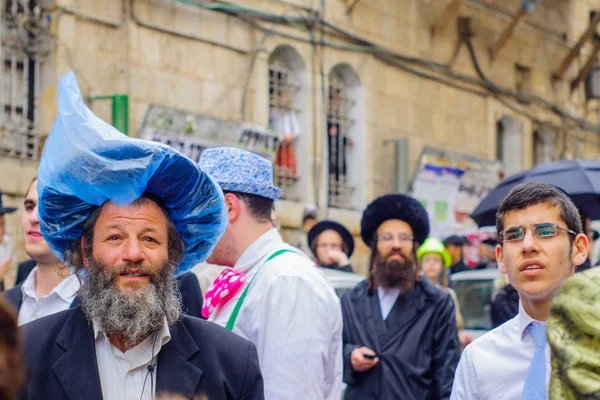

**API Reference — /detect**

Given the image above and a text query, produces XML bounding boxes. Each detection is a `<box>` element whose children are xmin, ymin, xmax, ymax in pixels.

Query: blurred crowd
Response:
<box><xmin>0</xmin><ymin>73</ymin><xmax>597</xmax><ymax>400</ymax></box>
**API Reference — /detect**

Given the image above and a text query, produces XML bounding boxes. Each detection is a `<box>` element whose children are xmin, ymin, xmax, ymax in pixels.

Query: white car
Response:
<box><xmin>450</xmin><ymin>269</ymin><xmax>498</xmax><ymax>340</ymax></box>
<box><xmin>319</xmin><ymin>267</ymin><xmax>365</xmax><ymax>298</ymax></box>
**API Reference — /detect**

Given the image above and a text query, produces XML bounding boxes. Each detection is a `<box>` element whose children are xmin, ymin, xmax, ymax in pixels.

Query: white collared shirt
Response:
<box><xmin>377</xmin><ymin>287</ymin><xmax>400</xmax><ymax>320</ymax></box>
<box><xmin>18</xmin><ymin>267</ymin><xmax>80</xmax><ymax>326</ymax></box>
<box><xmin>450</xmin><ymin>301</ymin><xmax>550</xmax><ymax>400</ymax></box>
<box><xmin>94</xmin><ymin>317</ymin><xmax>171</xmax><ymax>400</ymax></box>
<box><xmin>208</xmin><ymin>228</ymin><xmax>343</xmax><ymax>400</ymax></box>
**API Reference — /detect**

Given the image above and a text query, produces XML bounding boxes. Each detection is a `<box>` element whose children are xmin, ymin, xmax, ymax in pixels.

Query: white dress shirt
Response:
<box><xmin>450</xmin><ymin>301</ymin><xmax>550</xmax><ymax>400</ymax></box>
<box><xmin>209</xmin><ymin>228</ymin><xmax>343</xmax><ymax>400</ymax></box>
<box><xmin>377</xmin><ymin>287</ymin><xmax>400</xmax><ymax>320</ymax></box>
<box><xmin>94</xmin><ymin>317</ymin><xmax>171</xmax><ymax>400</ymax></box>
<box><xmin>18</xmin><ymin>267</ymin><xmax>80</xmax><ymax>326</ymax></box>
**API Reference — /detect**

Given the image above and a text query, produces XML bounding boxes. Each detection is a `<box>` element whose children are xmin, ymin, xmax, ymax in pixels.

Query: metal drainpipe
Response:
<box><xmin>87</xmin><ymin>95</ymin><xmax>129</xmax><ymax>135</ymax></box>
<box><xmin>384</xmin><ymin>138</ymin><xmax>409</xmax><ymax>194</ymax></box>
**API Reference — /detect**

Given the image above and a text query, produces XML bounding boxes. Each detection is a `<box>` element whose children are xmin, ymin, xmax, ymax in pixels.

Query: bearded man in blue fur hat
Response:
<box><xmin>19</xmin><ymin>72</ymin><xmax>264</xmax><ymax>400</ymax></box>
<box><xmin>341</xmin><ymin>194</ymin><xmax>460</xmax><ymax>400</ymax></box>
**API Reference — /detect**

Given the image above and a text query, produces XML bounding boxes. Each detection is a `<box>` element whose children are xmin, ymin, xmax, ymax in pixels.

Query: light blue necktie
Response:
<box><xmin>522</xmin><ymin>323</ymin><xmax>547</xmax><ymax>400</ymax></box>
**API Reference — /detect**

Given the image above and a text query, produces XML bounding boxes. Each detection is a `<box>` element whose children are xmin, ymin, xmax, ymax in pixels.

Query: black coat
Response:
<box><xmin>3</xmin><ymin>271</ymin><xmax>204</xmax><ymax>318</ymax></box>
<box><xmin>20</xmin><ymin>307</ymin><xmax>264</xmax><ymax>400</ymax></box>
<box><xmin>15</xmin><ymin>260</ymin><xmax>35</xmax><ymax>286</ymax></box>
<box><xmin>341</xmin><ymin>279</ymin><xmax>460</xmax><ymax>400</ymax></box>
<box><xmin>449</xmin><ymin>259</ymin><xmax>469</xmax><ymax>275</ymax></box>
<box><xmin>490</xmin><ymin>284</ymin><xmax>519</xmax><ymax>328</ymax></box>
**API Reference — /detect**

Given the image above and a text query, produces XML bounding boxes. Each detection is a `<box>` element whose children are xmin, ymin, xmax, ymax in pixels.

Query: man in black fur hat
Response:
<box><xmin>341</xmin><ymin>194</ymin><xmax>460</xmax><ymax>400</ymax></box>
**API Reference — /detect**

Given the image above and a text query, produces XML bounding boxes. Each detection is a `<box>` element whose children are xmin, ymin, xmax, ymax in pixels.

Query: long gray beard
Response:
<box><xmin>79</xmin><ymin>259</ymin><xmax>182</xmax><ymax>348</ymax></box>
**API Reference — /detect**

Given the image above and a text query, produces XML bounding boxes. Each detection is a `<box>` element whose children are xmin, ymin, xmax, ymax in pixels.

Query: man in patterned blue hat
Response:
<box><xmin>20</xmin><ymin>72</ymin><xmax>264</xmax><ymax>400</ymax></box>
<box><xmin>199</xmin><ymin>147</ymin><xmax>343</xmax><ymax>400</ymax></box>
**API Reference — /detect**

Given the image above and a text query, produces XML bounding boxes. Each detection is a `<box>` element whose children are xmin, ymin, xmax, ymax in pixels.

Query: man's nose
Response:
<box><xmin>30</xmin><ymin>206</ymin><xmax>40</xmax><ymax>225</ymax></box>
<box><xmin>521</xmin><ymin>229</ymin><xmax>540</xmax><ymax>253</ymax></box>
<box><xmin>122</xmin><ymin>239</ymin><xmax>145</xmax><ymax>263</ymax></box>
<box><xmin>389</xmin><ymin>236</ymin><xmax>404</xmax><ymax>248</ymax></box>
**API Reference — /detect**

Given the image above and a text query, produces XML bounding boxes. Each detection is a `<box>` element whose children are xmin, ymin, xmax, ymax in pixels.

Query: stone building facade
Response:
<box><xmin>1</xmin><ymin>0</ymin><xmax>600</xmax><ymax>276</ymax></box>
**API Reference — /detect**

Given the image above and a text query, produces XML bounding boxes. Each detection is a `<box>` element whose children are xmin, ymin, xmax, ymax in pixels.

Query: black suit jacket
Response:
<box><xmin>15</xmin><ymin>260</ymin><xmax>36</xmax><ymax>286</ymax></box>
<box><xmin>341</xmin><ymin>279</ymin><xmax>460</xmax><ymax>400</ymax></box>
<box><xmin>2</xmin><ymin>281</ymin><xmax>81</xmax><ymax>312</ymax></box>
<box><xmin>3</xmin><ymin>271</ymin><xmax>204</xmax><ymax>318</ymax></box>
<box><xmin>21</xmin><ymin>307</ymin><xmax>264</xmax><ymax>399</ymax></box>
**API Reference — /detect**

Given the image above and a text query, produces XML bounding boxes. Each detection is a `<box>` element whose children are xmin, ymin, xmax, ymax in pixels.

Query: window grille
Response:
<box><xmin>0</xmin><ymin>0</ymin><xmax>47</xmax><ymax>160</ymax></box>
<box><xmin>268</xmin><ymin>57</ymin><xmax>301</xmax><ymax>200</ymax></box>
<box><xmin>327</xmin><ymin>71</ymin><xmax>355</xmax><ymax>208</ymax></box>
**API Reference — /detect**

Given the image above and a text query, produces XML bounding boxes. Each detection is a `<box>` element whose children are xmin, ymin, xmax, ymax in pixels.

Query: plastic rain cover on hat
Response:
<box><xmin>37</xmin><ymin>71</ymin><xmax>227</xmax><ymax>276</ymax></box>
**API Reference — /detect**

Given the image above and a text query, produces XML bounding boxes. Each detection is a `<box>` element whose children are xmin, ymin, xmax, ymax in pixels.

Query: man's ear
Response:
<box><xmin>571</xmin><ymin>233</ymin><xmax>589</xmax><ymax>271</ymax></box>
<box><xmin>496</xmin><ymin>244</ymin><xmax>507</xmax><ymax>274</ymax></box>
<box><xmin>223</xmin><ymin>193</ymin><xmax>241</xmax><ymax>224</ymax></box>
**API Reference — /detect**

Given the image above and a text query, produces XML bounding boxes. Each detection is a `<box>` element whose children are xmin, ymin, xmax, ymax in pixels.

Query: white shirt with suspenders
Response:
<box><xmin>208</xmin><ymin>228</ymin><xmax>343</xmax><ymax>400</ymax></box>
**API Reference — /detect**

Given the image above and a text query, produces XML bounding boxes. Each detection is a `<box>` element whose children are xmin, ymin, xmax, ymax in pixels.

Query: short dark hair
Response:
<box><xmin>496</xmin><ymin>182</ymin><xmax>582</xmax><ymax>244</ymax></box>
<box><xmin>224</xmin><ymin>191</ymin><xmax>273</xmax><ymax>223</ymax></box>
<box><xmin>66</xmin><ymin>196</ymin><xmax>184</xmax><ymax>276</ymax></box>
<box><xmin>303</xmin><ymin>214</ymin><xmax>317</xmax><ymax>224</ymax></box>
<box><xmin>25</xmin><ymin>176</ymin><xmax>38</xmax><ymax>197</ymax></box>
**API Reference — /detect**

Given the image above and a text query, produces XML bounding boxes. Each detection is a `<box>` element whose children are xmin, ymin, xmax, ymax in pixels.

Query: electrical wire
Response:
<box><xmin>466</xmin><ymin>0</ymin><xmax>574</xmax><ymax>48</ymax></box>
<box><xmin>240</xmin><ymin>7</ymin><xmax>307</xmax><ymax>121</ymax></box>
<box><xmin>169</xmin><ymin>0</ymin><xmax>600</xmax><ymax>133</ymax></box>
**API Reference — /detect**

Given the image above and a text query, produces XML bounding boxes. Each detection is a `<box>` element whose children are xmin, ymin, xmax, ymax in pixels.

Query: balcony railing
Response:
<box><xmin>328</xmin><ymin>175</ymin><xmax>354</xmax><ymax>209</ymax></box>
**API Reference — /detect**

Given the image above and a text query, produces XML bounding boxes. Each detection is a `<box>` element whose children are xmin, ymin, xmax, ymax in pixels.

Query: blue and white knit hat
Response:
<box><xmin>199</xmin><ymin>147</ymin><xmax>282</xmax><ymax>201</ymax></box>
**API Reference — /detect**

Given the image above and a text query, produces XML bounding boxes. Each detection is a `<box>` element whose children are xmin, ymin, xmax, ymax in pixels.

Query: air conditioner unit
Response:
<box><xmin>585</xmin><ymin>65</ymin><xmax>600</xmax><ymax>100</ymax></box>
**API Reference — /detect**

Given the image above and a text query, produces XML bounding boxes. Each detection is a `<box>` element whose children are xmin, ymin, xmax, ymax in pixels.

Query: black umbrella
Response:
<box><xmin>471</xmin><ymin>160</ymin><xmax>600</xmax><ymax>227</ymax></box>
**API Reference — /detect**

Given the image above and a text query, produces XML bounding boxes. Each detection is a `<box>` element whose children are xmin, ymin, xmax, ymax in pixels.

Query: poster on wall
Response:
<box><xmin>138</xmin><ymin>103</ymin><xmax>280</xmax><ymax>162</ymax></box>
<box><xmin>411</xmin><ymin>164</ymin><xmax>464</xmax><ymax>238</ymax></box>
<box><xmin>410</xmin><ymin>146</ymin><xmax>503</xmax><ymax>263</ymax></box>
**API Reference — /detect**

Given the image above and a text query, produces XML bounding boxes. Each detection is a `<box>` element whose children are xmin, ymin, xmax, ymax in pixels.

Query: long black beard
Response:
<box><xmin>79</xmin><ymin>258</ymin><xmax>182</xmax><ymax>348</ymax></box>
<box><xmin>372</xmin><ymin>250</ymin><xmax>416</xmax><ymax>291</ymax></box>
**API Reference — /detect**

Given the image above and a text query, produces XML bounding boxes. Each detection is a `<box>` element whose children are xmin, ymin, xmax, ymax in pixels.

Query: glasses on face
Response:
<box><xmin>500</xmin><ymin>223</ymin><xmax>577</xmax><ymax>242</ymax></box>
<box><xmin>378</xmin><ymin>232</ymin><xmax>414</xmax><ymax>244</ymax></box>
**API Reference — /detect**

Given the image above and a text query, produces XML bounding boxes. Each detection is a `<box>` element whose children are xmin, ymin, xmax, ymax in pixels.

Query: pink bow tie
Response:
<box><xmin>201</xmin><ymin>268</ymin><xmax>247</xmax><ymax>319</ymax></box>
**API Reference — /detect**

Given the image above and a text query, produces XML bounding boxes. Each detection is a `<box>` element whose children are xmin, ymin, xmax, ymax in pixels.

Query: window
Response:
<box><xmin>452</xmin><ymin>278</ymin><xmax>495</xmax><ymax>331</ymax></box>
<box><xmin>327</xmin><ymin>64</ymin><xmax>363</xmax><ymax>209</ymax></box>
<box><xmin>496</xmin><ymin>120</ymin><xmax>504</xmax><ymax>162</ymax></box>
<box><xmin>497</xmin><ymin>115</ymin><xmax>522</xmax><ymax>176</ymax></box>
<box><xmin>0</xmin><ymin>0</ymin><xmax>47</xmax><ymax>160</ymax></box>
<box><xmin>533</xmin><ymin>126</ymin><xmax>554</xmax><ymax>165</ymax></box>
<box><xmin>268</xmin><ymin>46</ymin><xmax>305</xmax><ymax>201</ymax></box>
<box><xmin>515</xmin><ymin>64</ymin><xmax>531</xmax><ymax>94</ymax></box>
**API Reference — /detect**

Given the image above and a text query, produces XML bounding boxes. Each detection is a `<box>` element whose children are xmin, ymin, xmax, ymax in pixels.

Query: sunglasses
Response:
<box><xmin>500</xmin><ymin>223</ymin><xmax>577</xmax><ymax>242</ymax></box>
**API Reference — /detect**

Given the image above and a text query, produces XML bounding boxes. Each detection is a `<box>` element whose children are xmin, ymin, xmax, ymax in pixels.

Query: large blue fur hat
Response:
<box><xmin>360</xmin><ymin>194</ymin><xmax>430</xmax><ymax>247</ymax></box>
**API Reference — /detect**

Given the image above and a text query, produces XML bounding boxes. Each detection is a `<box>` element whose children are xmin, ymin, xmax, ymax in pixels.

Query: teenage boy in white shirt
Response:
<box><xmin>451</xmin><ymin>182</ymin><xmax>588</xmax><ymax>400</ymax></box>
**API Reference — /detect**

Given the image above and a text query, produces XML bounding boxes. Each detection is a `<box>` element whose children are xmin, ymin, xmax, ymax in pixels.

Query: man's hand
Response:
<box><xmin>0</xmin><ymin>256</ymin><xmax>12</xmax><ymax>281</ymax></box>
<box><xmin>323</xmin><ymin>250</ymin><xmax>349</xmax><ymax>267</ymax></box>
<box><xmin>351</xmin><ymin>347</ymin><xmax>379</xmax><ymax>372</ymax></box>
